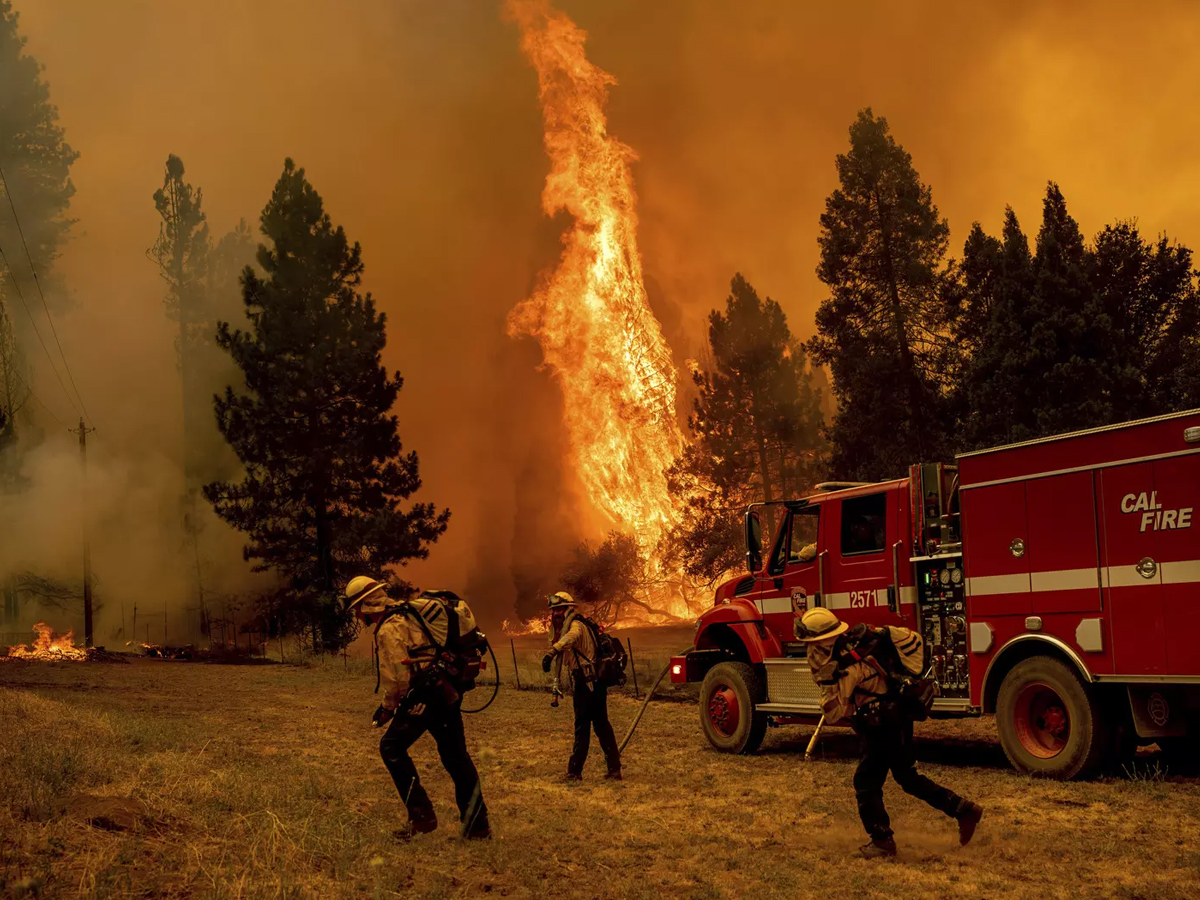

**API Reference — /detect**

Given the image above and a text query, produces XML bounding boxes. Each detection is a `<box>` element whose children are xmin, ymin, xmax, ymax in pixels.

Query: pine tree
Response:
<box><xmin>204</xmin><ymin>159</ymin><xmax>449</xmax><ymax>648</ymax></box>
<box><xmin>957</xmin><ymin>184</ymin><xmax>1134</xmax><ymax>447</ymax></box>
<box><xmin>955</xmin><ymin>208</ymin><xmax>1036</xmax><ymax>446</ymax></box>
<box><xmin>0</xmin><ymin>0</ymin><xmax>78</xmax><ymax>282</ymax></box>
<box><xmin>808</xmin><ymin>109</ymin><xmax>954</xmax><ymax>479</ymax></box>
<box><xmin>150</xmin><ymin>156</ymin><xmax>255</xmax><ymax>486</ymax></box>
<box><xmin>1090</xmin><ymin>221</ymin><xmax>1200</xmax><ymax>417</ymax></box>
<box><xmin>150</xmin><ymin>155</ymin><xmax>210</xmax><ymax>491</ymax></box>
<box><xmin>0</xmin><ymin>0</ymin><xmax>77</xmax><ymax>458</ymax></box>
<box><xmin>665</xmin><ymin>274</ymin><xmax>825</xmax><ymax>583</ymax></box>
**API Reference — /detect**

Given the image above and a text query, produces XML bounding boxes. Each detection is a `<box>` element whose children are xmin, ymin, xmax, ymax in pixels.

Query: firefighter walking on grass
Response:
<box><xmin>796</xmin><ymin>607</ymin><xmax>982</xmax><ymax>858</ymax></box>
<box><xmin>345</xmin><ymin>576</ymin><xmax>490</xmax><ymax>839</ymax></box>
<box><xmin>542</xmin><ymin>591</ymin><xmax>622</xmax><ymax>781</ymax></box>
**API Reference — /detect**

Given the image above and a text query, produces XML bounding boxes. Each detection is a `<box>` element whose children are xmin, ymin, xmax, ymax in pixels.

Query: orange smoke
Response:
<box><xmin>5</xmin><ymin>622</ymin><xmax>88</xmax><ymax>661</ymax></box>
<box><xmin>506</xmin><ymin>0</ymin><xmax>683</xmax><ymax>550</ymax></box>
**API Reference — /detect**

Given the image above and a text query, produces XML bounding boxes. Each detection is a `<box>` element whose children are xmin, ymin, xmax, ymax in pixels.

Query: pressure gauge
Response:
<box><xmin>939</xmin><ymin>569</ymin><xmax>951</xmax><ymax>586</ymax></box>
<box><xmin>950</xmin><ymin>567</ymin><xmax>963</xmax><ymax>586</ymax></box>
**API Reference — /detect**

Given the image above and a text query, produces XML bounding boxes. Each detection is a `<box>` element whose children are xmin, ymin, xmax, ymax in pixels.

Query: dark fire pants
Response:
<box><xmin>379</xmin><ymin>700</ymin><xmax>489</xmax><ymax>834</ymax></box>
<box><xmin>569</xmin><ymin>670</ymin><xmax>621</xmax><ymax>776</ymax></box>
<box><xmin>852</xmin><ymin>706</ymin><xmax>963</xmax><ymax>841</ymax></box>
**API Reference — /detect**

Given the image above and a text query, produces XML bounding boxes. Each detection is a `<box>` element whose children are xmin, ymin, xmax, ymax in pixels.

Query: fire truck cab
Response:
<box><xmin>670</xmin><ymin>409</ymin><xmax>1200</xmax><ymax>779</ymax></box>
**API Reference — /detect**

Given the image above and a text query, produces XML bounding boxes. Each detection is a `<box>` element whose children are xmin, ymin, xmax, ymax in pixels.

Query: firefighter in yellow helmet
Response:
<box><xmin>542</xmin><ymin>591</ymin><xmax>621</xmax><ymax>781</ymax></box>
<box><xmin>796</xmin><ymin>607</ymin><xmax>982</xmax><ymax>858</ymax></box>
<box><xmin>344</xmin><ymin>575</ymin><xmax>490</xmax><ymax>839</ymax></box>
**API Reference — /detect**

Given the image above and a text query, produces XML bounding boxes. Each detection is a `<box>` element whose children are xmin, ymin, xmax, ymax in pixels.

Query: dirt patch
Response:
<box><xmin>67</xmin><ymin>795</ymin><xmax>148</xmax><ymax>832</ymax></box>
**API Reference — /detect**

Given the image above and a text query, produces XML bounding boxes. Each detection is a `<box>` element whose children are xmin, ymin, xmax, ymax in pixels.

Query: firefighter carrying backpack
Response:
<box><xmin>418</xmin><ymin>590</ymin><xmax>488</xmax><ymax>692</ymax></box>
<box><xmin>574</xmin><ymin>615</ymin><xmax>628</xmax><ymax>688</ymax></box>
<box><xmin>836</xmin><ymin>624</ymin><xmax>938</xmax><ymax>721</ymax></box>
<box><xmin>377</xmin><ymin>590</ymin><xmax>489</xmax><ymax>695</ymax></box>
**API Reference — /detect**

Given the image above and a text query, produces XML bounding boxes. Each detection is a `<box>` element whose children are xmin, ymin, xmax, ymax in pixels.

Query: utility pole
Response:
<box><xmin>72</xmin><ymin>418</ymin><xmax>96</xmax><ymax>647</ymax></box>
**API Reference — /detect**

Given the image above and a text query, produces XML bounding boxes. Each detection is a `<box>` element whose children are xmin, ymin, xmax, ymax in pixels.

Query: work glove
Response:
<box><xmin>372</xmin><ymin>704</ymin><xmax>395</xmax><ymax>728</ymax></box>
<box><xmin>541</xmin><ymin>651</ymin><xmax>556</xmax><ymax>673</ymax></box>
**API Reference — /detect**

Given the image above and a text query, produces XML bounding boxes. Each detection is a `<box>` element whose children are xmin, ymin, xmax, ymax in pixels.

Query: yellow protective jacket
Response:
<box><xmin>804</xmin><ymin>630</ymin><xmax>895</xmax><ymax>724</ymax></box>
<box><xmin>549</xmin><ymin>610</ymin><xmax>598</xmax><ymax>690</ymax></box>
<box><xmin>375</xmin><ymin>596</ymin><xmax>477</xmax><ymax>711</ymax></box>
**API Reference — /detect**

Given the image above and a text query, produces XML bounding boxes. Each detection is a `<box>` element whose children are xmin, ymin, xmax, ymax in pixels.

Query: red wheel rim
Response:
<box><xmin>708</xmin><ymin>684</ymin><xmax>740</xmax><ymax>737</ymax></box>
<box><xmin>1013</xmin><ymin>681</ymin><xmax>1070</xmax><ymax>759</ymax></box>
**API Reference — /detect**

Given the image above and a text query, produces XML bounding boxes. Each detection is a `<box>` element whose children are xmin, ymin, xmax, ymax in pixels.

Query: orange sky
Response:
<box><xmin>12</xmin><ymin>0</ymin><xmax>1200</xmax><ymax>622</ymax></box>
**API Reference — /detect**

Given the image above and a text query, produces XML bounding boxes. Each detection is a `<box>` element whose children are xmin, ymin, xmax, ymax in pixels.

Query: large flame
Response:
<box><xmin>5</xmin><ymin>622</ymin><xmax>88</xmax><ymax>661</ymax></box>
<box><xmin>507</xmin><ymin>0</ymin><xmax>683</xmax><ymax>552</ymax></box>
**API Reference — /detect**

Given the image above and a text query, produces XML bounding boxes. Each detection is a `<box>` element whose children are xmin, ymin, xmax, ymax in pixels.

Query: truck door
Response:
<box><xmin>1097</xmin><ymin>462</ymin><xmax>1167</xmax><ymax>674</ymax></box>
<box><xmin>825</xmin><ymin>488</ymin><xmax>908</xmax><ymax>629</ymax></box>
<box><xmin>1026</xmin><ymin>471</ymin><xmax>1102</xmax><ymax>615</ymax></box>
<box><xmin>755</xmin><ymin>503</ymin><xmax>823</xmax><ymax>651</ymax></box>
<box><xmin>960</xmin><ymin>481</ymin><xmax>1031</xmax><ymax>617</ymax></box>
<box><xmin>1152</xmin><ymin>455</ymin><xmax>1200</xmax><ymax>676</ymax></box>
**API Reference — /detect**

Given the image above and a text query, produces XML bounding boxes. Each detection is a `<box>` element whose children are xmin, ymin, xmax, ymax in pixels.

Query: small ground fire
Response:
<box><xmin>4</xmin><ymin>622</ymin><xmax>88</xmax><ymax>662</ymax></box>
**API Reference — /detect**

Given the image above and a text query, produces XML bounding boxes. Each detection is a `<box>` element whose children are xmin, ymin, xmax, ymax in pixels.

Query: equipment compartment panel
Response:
<box><xmin>916</xmin><ymin>557</ymin><xmax>969</xmax><ymax>699</ymax></box>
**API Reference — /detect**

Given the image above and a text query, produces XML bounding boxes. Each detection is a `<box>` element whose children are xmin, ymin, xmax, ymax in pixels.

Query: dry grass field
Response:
<box><xmin>1</xmin><ymin>656</ymin><xmax>1198</xmax><ymax>900</ymax></box>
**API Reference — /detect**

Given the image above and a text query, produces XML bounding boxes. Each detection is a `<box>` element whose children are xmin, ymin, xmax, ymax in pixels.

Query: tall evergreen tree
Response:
<box><xmin>1090</xmin><ymin>221</ymin><xmax>1200</xmax><ymax>417</ymax></box>
<box><xmin>808</xmin><ymin>109</ymin><xmax>954</xmax><ymax>480</ymax></box>
<box><xmin>205</xmin><ymin>159</ymin><xmax>449</xmax><ymax>648</ymax></box>
<box><xmin>0</xmin><ymin>0</ymin><xmax>77</xmax><ymax>459</ymax></box>
<box><xmin>665</xmin><ymin>274</ymin><xmax>825</xmax><ymax>583</ymax></box>
<box><xmin>0</xmin><ymin>1</ymin><xmax>77</xmax><ymax>278</ymax></box>
<box><xmin>953</xmin><ymin>208</ymin><xmax>1036</xmax><ymax>445</ymax></box>
<box><xmin>150</xmin><ymin>155</ymin><xmax>255</xmax><ymax>486</ymax></box>
<box><xmin>957</xmin><ymin>184</ymin><xmax>1132</xmax><ymax>447</ymax></box>
<box><xmin>150</xmin><ymin>155</ymin><xmax>255</xmax><ymax>641</ymax></box>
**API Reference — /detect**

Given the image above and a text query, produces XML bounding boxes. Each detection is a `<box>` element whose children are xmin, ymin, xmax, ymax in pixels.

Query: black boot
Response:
<box><xmin>956</xmin><ymin>801</ymin><xmax>983</xmax><ymax>846</ymax></box>
<box><xmin>856</xmin><ymin>837</ymin><xmax>897</xmax><ymax>859</ymax></box>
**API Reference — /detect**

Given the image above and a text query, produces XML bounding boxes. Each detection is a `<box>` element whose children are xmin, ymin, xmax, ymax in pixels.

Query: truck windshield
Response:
<box><xmin>789</xmin><ymin>506</ymin><xmax>820</xmax><ymax>563</ymax></box>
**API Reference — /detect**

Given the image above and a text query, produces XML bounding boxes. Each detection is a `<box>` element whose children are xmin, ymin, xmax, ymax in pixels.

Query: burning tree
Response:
<box><xmin>559</xmin><ymin>532</ymin><xmax>660</xmax><ymax>625</ymax></box>
<box><xmin>205</xmin><ymin>159</ymin><xmax>449</xmax><ymax>650</ymax></box>
<box><xmin>507</xmin><ymin>0</ymin><xmax>682</xmax><ymax>559</ymax></box>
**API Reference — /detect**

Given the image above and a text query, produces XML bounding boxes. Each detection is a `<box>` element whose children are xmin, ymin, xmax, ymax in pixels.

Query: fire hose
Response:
<box><xmin>618</xmin><ymin>647</ymin><xmax>693</xmax><ymax>753</ymax></box>
<box><xmin>461</xmin><ymin>642</ymin><xmax>501</xmax><ymax>715</ymax></box>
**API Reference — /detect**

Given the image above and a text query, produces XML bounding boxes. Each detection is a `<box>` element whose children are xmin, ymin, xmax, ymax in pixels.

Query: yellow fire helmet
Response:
<box><xmin>547</xmin><ymin>591</ymin><xmax>576</xmax><ymax>610</ymax></box>
<box><xmin>344</xmin><ymin>575</ymin><xmax>388</xmax><ymax>615</ymax></box>
<box><xmin>795</xmin><ymin>607</ymin><xmax>849</xmax><ymax>642</ymax></box>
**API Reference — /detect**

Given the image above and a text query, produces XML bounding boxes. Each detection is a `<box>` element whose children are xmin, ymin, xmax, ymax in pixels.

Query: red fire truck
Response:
<box><xmin>669</xmin><ymin>409</ymin><xmax>1200</xmax><ymax>778</ymax></box>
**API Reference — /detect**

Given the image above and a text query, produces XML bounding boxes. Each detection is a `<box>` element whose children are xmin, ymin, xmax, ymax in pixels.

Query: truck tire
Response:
<box><xmin>700</xmin><ymin>662</ymin><xmax>767</xmax><ymax>754</ymax></box>
<box><xmin>996</xmin><ymin>656</ymin><xmax>1110</xmax><ymax>779</ymax></box>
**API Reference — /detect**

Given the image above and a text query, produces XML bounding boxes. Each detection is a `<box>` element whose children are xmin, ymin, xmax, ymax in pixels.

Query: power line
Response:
<box><xmin>5</xmin><ymin>363</ymin><xmax>69</xmax><ymax>430</ymax></box>
<box><xmin>0</xmin><ymin>239</ymin><xmax>82</xmax><ymax>420</ymax></box>
<box><xmin>0</xmin><ymin>163</ymin><xmax>91</xmax><ymax>425</ymax></box>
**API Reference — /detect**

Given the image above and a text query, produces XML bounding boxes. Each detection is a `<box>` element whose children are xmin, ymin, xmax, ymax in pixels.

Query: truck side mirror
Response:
<box><xmin>745</xmin><ymin>509</ymin><xmax>763</xmax><ymax>573</ymax></box>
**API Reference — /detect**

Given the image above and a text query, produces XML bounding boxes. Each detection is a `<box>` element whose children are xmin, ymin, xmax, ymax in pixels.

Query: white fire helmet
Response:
<box><xmin>344</xmin><ymin>576</ymin><xmax>388</xmax><ymax>615</ymax></box>
<box><xmin>547</xmin><ymin>591</ymin><xmax>576</xmax><ymax>611</ymax></box>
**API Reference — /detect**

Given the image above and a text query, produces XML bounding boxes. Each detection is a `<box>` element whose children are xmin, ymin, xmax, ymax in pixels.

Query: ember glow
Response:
<box><xmin>507</xmin><ymin>0</ymin><xmax>684</xmax><ymax>550</ymax></box>
<box><xmin>5</xmin><ymin>622</ymin><xmax>88</xmax><ymax>661</ymax></box>
<box><xmin>502</xmin><ymin>614</ymin><xmax>551</xmax><ymax>637</ymax></box>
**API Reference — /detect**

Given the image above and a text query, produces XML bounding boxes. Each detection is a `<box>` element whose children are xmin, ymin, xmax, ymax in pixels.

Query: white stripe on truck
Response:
<box><xmin>967</xmin><ymin>560</ymin><xmax>1200</xmax><ymax>597</ymax></box>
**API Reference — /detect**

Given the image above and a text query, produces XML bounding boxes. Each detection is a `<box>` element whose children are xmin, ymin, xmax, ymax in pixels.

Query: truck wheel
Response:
<box><xmin>700</xmin><ymin>662</ymin><xmax>767</xmax><ymax>754</ymax></box>
<box><xmin>996</xmin><ymin>657</ymin><xmax>1110</xmax><ymax>780</ymax></box>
